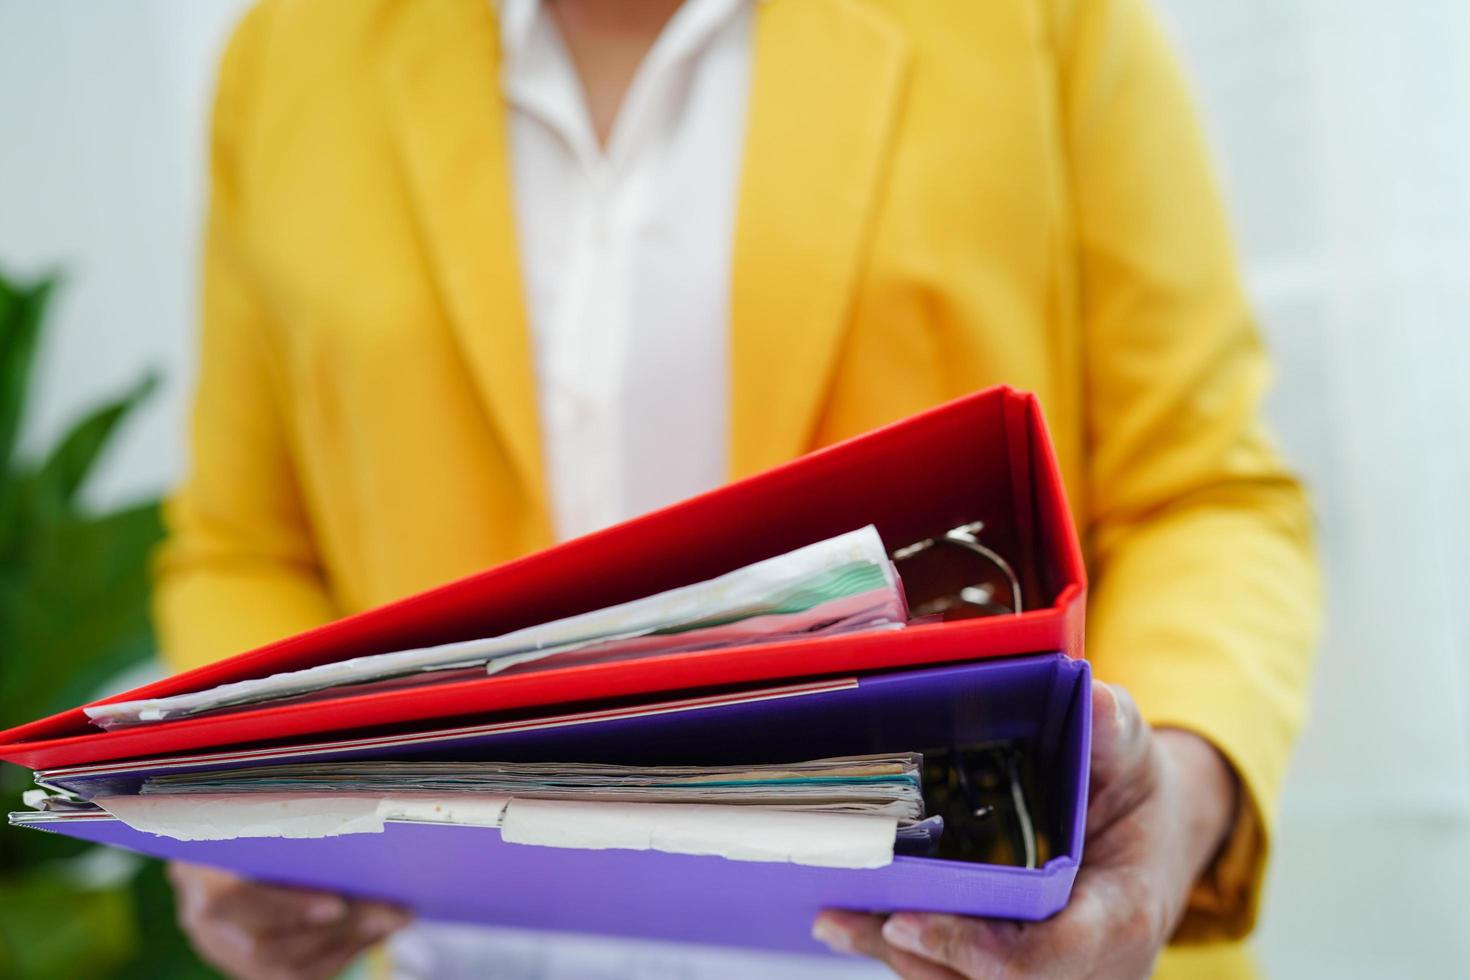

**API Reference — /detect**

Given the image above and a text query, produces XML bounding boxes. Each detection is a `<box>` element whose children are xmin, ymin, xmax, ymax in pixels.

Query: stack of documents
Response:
<box><xmin>86</xmin><ymin>526</ymin><xmax>905</xmax><ymax>730</ymax></box>
<box><xmin>27</xmin><ymin>753</ymin><xmax>941</xmax><ymax>869</ymax></box>
<box><xmin>0</xmin><ymin>387</ymin><xmax>1095</xmax><ymax>952</ymax></box>
<box><xmin>135</xmin><ymin>755</ymin><xmax>927</xmax><ymax>820</ymax></box>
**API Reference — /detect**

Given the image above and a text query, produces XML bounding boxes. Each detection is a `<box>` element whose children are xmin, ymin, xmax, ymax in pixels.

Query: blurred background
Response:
<box><xmin>1</xmin><ymin>1</ymin><xmax>1468</xmax><ymax>976</ymax></box>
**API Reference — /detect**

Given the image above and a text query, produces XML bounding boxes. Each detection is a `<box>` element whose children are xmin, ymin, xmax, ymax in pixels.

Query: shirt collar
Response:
<box><xmin>494</xmin><ymin>0</ymin><xmax>749</xmax><ymax>169</ymax></box>
<box><xmin>495</xmin><ymin>0</ymin><xmax>541</xmax><ymax>73</ymax></box>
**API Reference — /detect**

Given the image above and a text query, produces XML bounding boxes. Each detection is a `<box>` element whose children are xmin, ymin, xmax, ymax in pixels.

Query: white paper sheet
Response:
<box><xmin>96</xmin><ymin>793</ymin><xmax>391</xmax><ymax>840</ymax></box>
<box><xmin>86</xmin><ymin>526</ymin><xmax>903</xmax><ymax>729</ymax></box>
<box><xmin>500</xmin><ymin>799</ymin><xmax>896</xmax><ymax>869</ymax></box>
<box><xmin>89</xmin><ymin>793</ymin><xmax>896</xmax><ymax>868</ymax></box>
<box><xmin>94</xmin><ymin>792</ymin><xmax>511</xmax><ymax>841</ymax></box>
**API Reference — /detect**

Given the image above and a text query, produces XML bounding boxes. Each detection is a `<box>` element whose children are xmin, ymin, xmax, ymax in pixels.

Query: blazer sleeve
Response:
<box><xmin>154</xmin><ymin>2</ymin><xmax>338</xmax><ymax>672</ymax></box>
<box><xmin>1049</xmin><ymin>0</ymin><xmax>1322</xmax><ymax>941</ymax></box>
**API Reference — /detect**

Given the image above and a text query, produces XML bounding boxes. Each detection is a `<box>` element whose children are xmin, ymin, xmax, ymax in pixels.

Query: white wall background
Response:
<box><xmin>1148</xmin><ymin>3</ymin><xmax>1470</xmax><ymax>976</ymax></box>
<box><xmin>1</xmin><ymin>1</ymin><xmax>1468</xmax><ymax>976</ymax></box>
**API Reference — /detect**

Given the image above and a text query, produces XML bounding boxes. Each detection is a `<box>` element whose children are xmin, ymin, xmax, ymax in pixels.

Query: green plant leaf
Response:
<box><xmin>0</xmin><ymin>869</ymin><xmax>137</xmax><ymax>978</ymax></box>
<box><xmin>32</xmin><ymin>370</ymin><xmax>159</xmax><ymax>513</ymax></box>
<box><xmin>108</xmin><ymin>861</ymin><xmax>215</xmax><ymax>980</ymax></box>
<box><xmin>0</xmin><ymin>265</ymin><xmax>209</xmax><ymax>978</ymax></box>
<box><xmin>0</xmin><ymin>272</ymin><xmax>57</xmax><ymax>476</ymax></box>
<box><xmin>0</xmin><ymin>500</ymin><xmax>163</xmax><ymax>729</ymax></box>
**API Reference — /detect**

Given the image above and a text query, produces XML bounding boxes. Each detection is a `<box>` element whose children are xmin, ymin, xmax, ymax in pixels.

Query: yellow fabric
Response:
<box><xmin>156</xmin><ymin>1</ymin><xmax>1320</xmax><ymax>975</ymax></box>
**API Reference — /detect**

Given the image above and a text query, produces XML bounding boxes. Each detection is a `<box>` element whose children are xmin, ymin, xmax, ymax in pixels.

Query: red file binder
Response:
<box><xmin>0</xmin><ymin>386</ymin><xmax>1086</xmax><ymax>772</ymax></box>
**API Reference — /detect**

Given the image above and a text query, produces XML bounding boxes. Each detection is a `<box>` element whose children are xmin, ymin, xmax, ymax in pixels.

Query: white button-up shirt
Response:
<box><xmin>501</xmin><ymin>0</ymin><xmax>751</xmax><ymax>541</ymax></box>
<box><xmin>391</xmin><ymin>3</ymin><xmax>882</xmax><ymax>975</ymax></box>
<box><xmin>391</xmin><ymin>12</ymin><xmax>889</xmax><ymax>972</ymax></box>
<box><xmin>392</xmin><ymin>3</ymin><xmax>881</xmax><ymax>975</ymax></box>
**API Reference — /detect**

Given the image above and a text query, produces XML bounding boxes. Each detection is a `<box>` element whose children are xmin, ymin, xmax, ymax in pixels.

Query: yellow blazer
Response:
<box><xmin>157</xmin><ymin>0</ymin><xmax>1319</xmax><ymax>973</ymax></box>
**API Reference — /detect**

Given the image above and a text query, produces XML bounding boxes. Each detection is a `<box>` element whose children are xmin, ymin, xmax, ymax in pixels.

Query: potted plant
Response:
<box><xmin>0</xmin><ymin>270</ymin><xmax>206</xmax><ymax>978</ymax></box>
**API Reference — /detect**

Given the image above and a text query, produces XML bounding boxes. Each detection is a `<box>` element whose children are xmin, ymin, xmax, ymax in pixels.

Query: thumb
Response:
<box><xmin>1089</xmin><ymin>681</ymin><xmax>1152</xmax><ymax>789</ymax></box>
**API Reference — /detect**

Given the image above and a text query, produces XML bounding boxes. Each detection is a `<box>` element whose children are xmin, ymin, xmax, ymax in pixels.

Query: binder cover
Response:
<box><xmin>0</xmin><ymin>386</ymin><xmax>1085</xmax><ymax>771</ymax></box>
<box><xmin>17</xmin><ymin>656</ymin><xmax>1092</xmax><ymax>955</ymax></box>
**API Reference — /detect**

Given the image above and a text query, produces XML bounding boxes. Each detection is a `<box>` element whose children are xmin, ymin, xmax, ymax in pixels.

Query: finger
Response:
<box><xmin>293</xmin><ymin>939</ymin><xmax>384</xmax><ymax>980</ymax></box>
<box><xmin>343</xmin><ymin>900</ymin><xmax>414</xmax><ymax>943</ymax></box>
<box><xmin>294</xmin><ymin>904</ymin><xmax>413</xmax><ymax>980</ymax></box>
<box><xmin>902</xmin><ymin>874</ymin><xmax>1123</xmax><ymax>978</ymax></box>
<box><xmin>171</xmin><ymin>862</ymin><xmax>351</xmax><ymax>935</ymax></box>
<box><xmin>232</xmin><ymin>921</ymin><xmax>356</xmax><ymax>972</ymax></box>
<box><xmin>204</xmin><ymin>881</ymin><xmax>351</xmax><ymax>936</ymax></box>
<box><xmin>878</xmin><ymin>912</ymin><xmax>1024</xmax><ymax>979</ymax></box>
<box><xmin>812</xmin><ymin>911</ymin><xmax>964</xmax><ymax>979</ymax></box>
<box><xmin>1089</xmin><ymin>681</ymin><xmax>1151</xmax><ymax>788</ymax></box>
<box><xmin>267</xmin><ymin>900</ymin><xmax>411</xmax><ymax>958</ymax></box>
<box><xmin>250</xmin><ymin>902</ymin><xmax>411</xmax><ymax>977</ymax></box>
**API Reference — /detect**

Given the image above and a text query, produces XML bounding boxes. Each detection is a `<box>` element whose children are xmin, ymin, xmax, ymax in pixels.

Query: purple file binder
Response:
<box><xmin>18</xmin><ymin>655</ymin><xmax>1091</xmax><ymax>957</ymax></box>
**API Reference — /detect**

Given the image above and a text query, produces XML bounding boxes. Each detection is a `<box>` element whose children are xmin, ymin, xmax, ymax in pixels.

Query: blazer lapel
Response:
<box><xmin>729</xmin><ymin>0</ymin><xmax>911</xmax><ymax>478</ymax></box>
<box><xmin>378</xmin><ymin>1</ymin><xmax>548</xmax><ymax>518</ymax></box>
<box><xmin>377</xmin><ymin>0</ymin><xmax>910</xmax><ymax>497</ymax></box>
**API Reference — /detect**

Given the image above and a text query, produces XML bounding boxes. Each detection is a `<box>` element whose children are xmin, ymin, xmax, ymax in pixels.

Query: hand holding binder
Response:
<box><xmin>2</xmin><ymin>387</ymin><xmax>1092</xmax><ymax>957</ymax></box>
<box><xmin>166</xmin><ymin>862</ymin><xmax>412</xmax><ymax>980</ymax></box>
<box><xmin>811</xmin><ymin>685</ymin><xmax>1241</xmax><ymax>979</ymax></box>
